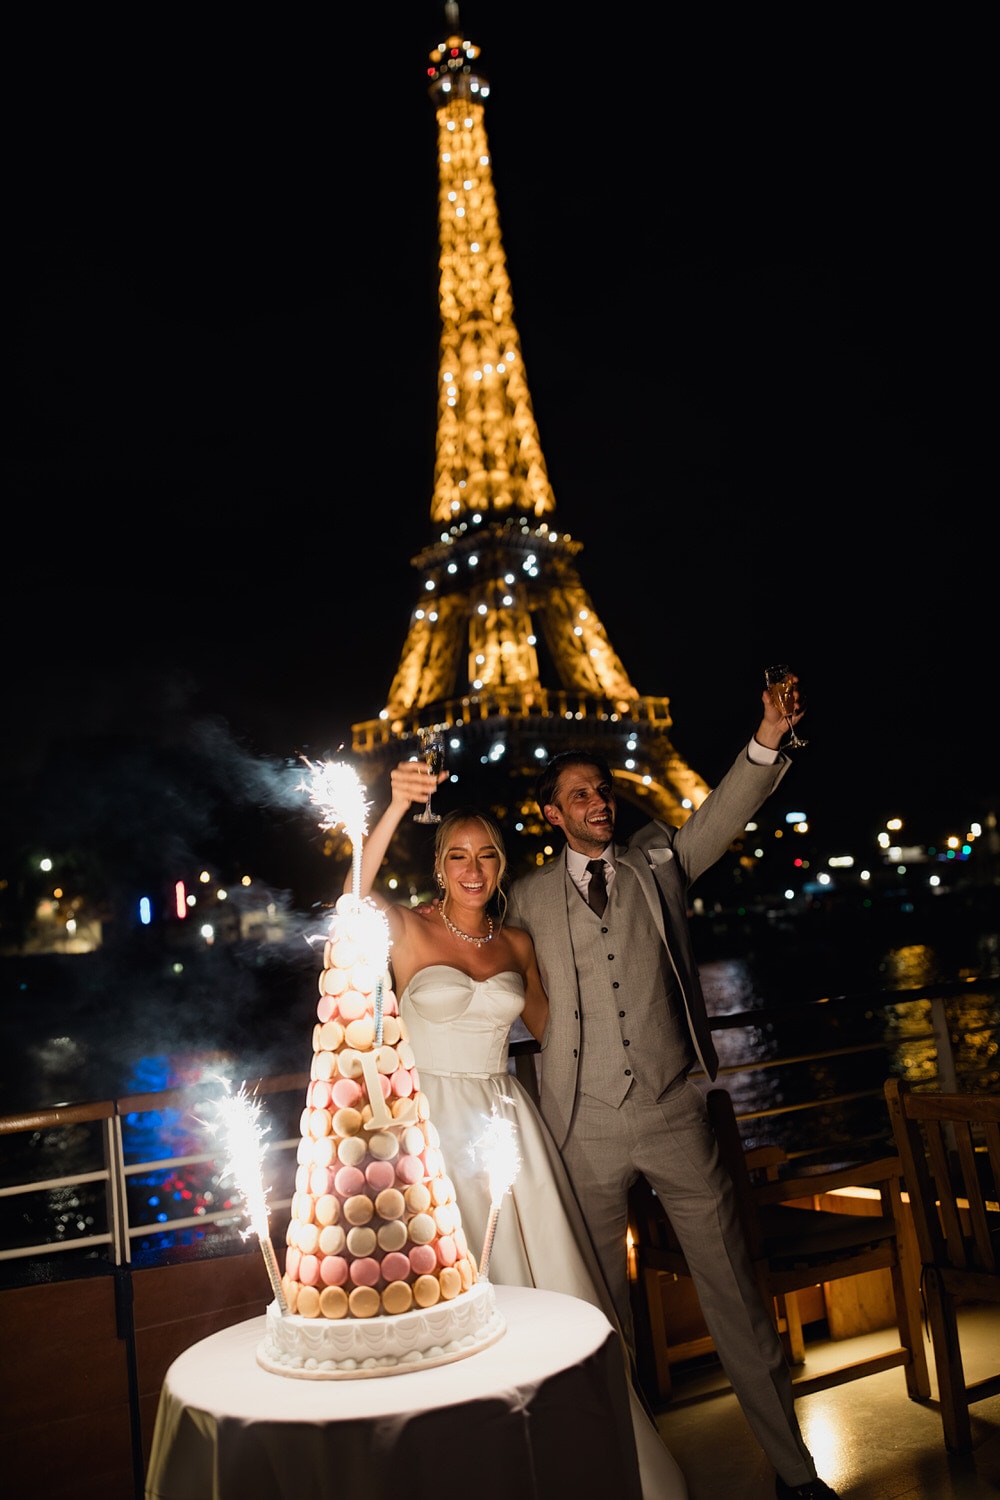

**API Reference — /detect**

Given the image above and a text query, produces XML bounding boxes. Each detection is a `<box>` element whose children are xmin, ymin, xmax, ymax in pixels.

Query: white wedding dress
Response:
<box><xmin>400</xmin><ymin>964</ymin><xmax>689</xmax><ymax>1500</ymax></box>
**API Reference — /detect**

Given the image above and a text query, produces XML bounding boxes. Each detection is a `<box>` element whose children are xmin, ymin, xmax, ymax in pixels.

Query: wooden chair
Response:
<box><xmin>630</xmin><ymin>1085</ymin><xmax>930</xmax><ymax>1403</ymax></box>
<box><xmin>884</xmin><ymin>1077</ymin><xmax>1000</xmax><ymax>1451</ymax></box>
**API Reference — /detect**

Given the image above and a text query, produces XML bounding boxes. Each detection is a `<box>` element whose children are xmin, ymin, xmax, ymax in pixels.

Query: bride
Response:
<box><xmin>354</xmin><ymin>758</ymin><xmax>689</xmax><ymax>1500</ymax></box>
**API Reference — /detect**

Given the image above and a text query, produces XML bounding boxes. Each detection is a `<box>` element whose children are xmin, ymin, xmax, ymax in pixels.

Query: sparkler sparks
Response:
<box><xmin>209</xmin><ymin>1078</ymin><xmax>288</xmax><ymax>1313</ymax></box>
<box><xmin>212</xmin><ymin>1081</ymin><xmax>270</xmax><ymax>1238</ymax></box>
<box><xmin>473</xmin><ymin>1104</ymin><xmax>521</xmax><ymax>1281</ymax></box>
<box><xmin>300</xmin><ymin>758</ymin><xmax>371</xmax><ymax>896</ymax></box>
<box><xmin>334</xmin><ymin>893</ymin><xmax>391</xmax><ymax>978</ymax></box>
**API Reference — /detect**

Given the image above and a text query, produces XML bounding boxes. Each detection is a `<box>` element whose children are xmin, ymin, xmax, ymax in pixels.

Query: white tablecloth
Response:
<box><xmin>144</xmin><ymin>1285</ymin><xmax>642</xmax><ymax>1500</ymax></box>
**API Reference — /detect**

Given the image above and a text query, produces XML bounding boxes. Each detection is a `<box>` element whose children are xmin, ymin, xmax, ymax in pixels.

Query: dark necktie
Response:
<box><xmin>586</xmin><ymin>859</ymin><xmax>608</xmax><ymax>917</ymax></box>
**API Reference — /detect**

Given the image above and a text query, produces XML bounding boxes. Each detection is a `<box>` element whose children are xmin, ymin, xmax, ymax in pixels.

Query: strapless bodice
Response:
<box><xmin>399</xmin><ymin>964</ymin><xmax>525</xmax><ymax>1076</ymax></box>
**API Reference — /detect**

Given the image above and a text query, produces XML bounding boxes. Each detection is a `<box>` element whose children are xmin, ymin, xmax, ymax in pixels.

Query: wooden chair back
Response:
<box><xmin>884</xmin><ymin>1077</ymin><xmax>1000</xmax><ymax>1451</ymax></box>
<box><xmin>630</xmin><ymin>1085</ymin><xmax>930</xmax><ymax>1404</ymax></box>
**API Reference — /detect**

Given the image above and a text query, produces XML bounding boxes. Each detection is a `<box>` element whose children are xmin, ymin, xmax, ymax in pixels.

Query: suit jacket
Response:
<box><xmin>506</xmin><ymin>745</ymin><xmax>789</xmax><ymax>1149</ymax></box>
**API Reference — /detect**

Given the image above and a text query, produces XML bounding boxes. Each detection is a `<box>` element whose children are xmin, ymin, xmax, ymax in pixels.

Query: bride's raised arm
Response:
<box><xmin>347</xmin><ymin>760</ymin><xmax>447</xmax><ymax>906</ymax></box>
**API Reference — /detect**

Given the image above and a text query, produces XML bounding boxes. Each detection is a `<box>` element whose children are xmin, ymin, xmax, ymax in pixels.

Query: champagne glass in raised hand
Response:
<box><xmin>412</xmin><ymin>729</ymin><xmax>446</xmax><ymax>824</ymax></box>
<box><xmin>764</xmin><ymin>664</ymin><xmax>808</xmax><ymax>748</ymax></box>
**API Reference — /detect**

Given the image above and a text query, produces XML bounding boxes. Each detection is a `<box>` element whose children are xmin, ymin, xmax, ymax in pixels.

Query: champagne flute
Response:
<box><xmin>412</xmin><ymin>729</ymin><xmax>446</xmax><ymax>824</ymax></box>
<box><xmin>764</xmin><ymin>664</ymin><xmax>808</xmax><ymax>748</ymax></box>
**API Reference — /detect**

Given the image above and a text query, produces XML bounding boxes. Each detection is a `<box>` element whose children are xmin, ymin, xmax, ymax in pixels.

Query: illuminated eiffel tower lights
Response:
<box><xmin>352</xmin><ymin>5</ymin><xmax>710</xmax><ymax>828</ymax></box>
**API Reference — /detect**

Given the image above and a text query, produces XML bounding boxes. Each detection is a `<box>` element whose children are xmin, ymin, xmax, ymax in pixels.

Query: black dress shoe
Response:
<box><xmin>776</xmin><ymin>1479</ymin><xmax>840</xmax><ymax>1500</ymax></box>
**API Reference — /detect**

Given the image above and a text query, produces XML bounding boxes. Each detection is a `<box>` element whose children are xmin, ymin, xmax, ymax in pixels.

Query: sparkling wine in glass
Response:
<box><xmin>764</xmin><ymin>664</ymin><xmax>808</xmax><ymax>748</ymax></box>
<box><xmin>412</xmin><ymin>730</ymin><xmax>445</xmax><ymax>824</ymax></box>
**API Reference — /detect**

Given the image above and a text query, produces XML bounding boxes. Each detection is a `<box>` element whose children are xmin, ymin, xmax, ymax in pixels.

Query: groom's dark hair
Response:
<box><xmin>535</xmin><ymin>750</ymin><xmax>613</xmax><ymax>818</ymax></box>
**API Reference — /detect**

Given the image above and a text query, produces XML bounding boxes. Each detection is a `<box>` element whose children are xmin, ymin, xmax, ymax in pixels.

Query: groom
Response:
<box><xmin>506</xmin><ymin>677</ymin><xmax>839</xmax><ymax>1500</ymax></box>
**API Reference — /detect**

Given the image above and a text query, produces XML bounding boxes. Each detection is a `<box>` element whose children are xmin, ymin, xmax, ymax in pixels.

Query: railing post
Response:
<box><xmin>106</xmin><ymin>1112</ymin><xmax>131</xmax><ymax>1266</ymax></box>
<box><xmin>108</xmin><ymin>1110</ymin><xmax>143</xmax><ymax>1498</ymax></box>
<box><xmin>113</xmin><ymin>1263</ymin><xmax>145</xmax><ymax>1499</ymax></box>
<box><xmin>930</xmin><ymin>996</ymin><xmax>959</xmax><ymax>1093</ymax></box>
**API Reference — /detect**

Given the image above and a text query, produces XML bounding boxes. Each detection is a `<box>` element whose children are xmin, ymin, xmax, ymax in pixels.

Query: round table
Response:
<box><xmin>144</xmin><ymin>1284</ymin><xmax>642</xmax><ymax>1500</ymax></box>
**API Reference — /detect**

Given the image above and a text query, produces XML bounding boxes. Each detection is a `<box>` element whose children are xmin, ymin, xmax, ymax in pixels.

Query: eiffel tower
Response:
<box><xmin>351</xmin><ymin>4</ymin><xmax>710</xmax><ymax>867</ymax></box>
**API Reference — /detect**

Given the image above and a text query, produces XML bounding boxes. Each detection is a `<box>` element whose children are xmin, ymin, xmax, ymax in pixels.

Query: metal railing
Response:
<box><xmin>0</xmin><ymin>1076</ymin><xmax>306</xmax><ymax>1270</ymax></box>
<box><xmin>351</xmin><ymin>688</ymin><xmax>675</xmax><ymax>752</ymax></box>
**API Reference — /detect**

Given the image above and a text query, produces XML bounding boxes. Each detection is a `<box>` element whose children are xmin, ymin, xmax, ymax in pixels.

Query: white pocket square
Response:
<box><xmin>647</xmin><ymin>847</ymin><xmax>675</xmax><ymax>867</ymax></box>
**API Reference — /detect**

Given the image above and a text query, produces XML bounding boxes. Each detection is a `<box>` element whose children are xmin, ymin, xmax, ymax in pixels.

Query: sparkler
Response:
<box><xmin>334</xmin><ymin>892</ymin><xmax>391</xmax><ymax>1048</ymax></box>
<box><xmin>473</xmin><ymin>1105</ymin><xmax>521</xmax><ymax>1281</ymax></box>
<box><xmin>300</xmin><ymin>758</ymin><xmax>371</xmax><ymax>897</ymax></box>
<box><xmin>301</xmin><ymin>760</ymin><xmax>393</xmax><ymax>1039</ymax></box>
<box><xmin>333</xmin><ymin>892</ymin><xmax>390</xmax><ymax>978</ymax></box>
<box><xmin>300</xmin><ymin>759</ymin><xmax>395</xmax><ymax>1068</ymax></box>
<box><xmin>210</xmin><ymin>1079</ymin><xmax>288</xmax><ymax>1314</ymax></box>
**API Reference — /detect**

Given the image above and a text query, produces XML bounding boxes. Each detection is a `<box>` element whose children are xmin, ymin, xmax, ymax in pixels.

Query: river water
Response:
<box><xmin>3</xmin><ymin>886</ymin><xmax>996</xmax><ymax>1119</ymax></box>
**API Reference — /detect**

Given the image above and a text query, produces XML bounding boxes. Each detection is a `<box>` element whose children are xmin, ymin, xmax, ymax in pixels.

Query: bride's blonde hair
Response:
<box><xmin>432</xmin><ymin>808</ymin><xmax>509</xmax><ymax>928</ymax></box>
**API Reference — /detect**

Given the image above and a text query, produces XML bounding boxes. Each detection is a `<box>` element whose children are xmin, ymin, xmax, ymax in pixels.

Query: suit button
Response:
<box><xmin>624</xmin><ymin>1069</ymin><xmax>632</xmax><ymax>1077</ymax></box>
<box><xmin>573</xmin><ymin>1049</ymin><xmax>578</xmax><ymax>1057</ymax></box>
<box><xmin>612</xmin><ymin>981</ymin><xmax>620</xmax><ymax>989</ymax></box>
<box><xmin>600</xmin><ymin>925</ymin><xmax>608</xmax><ymax>933</ymax></box>
<box><xmin>623</xmin><ymin>1039</ymin><xmax>630</xmax><ymax>1046</ymax></box>
<box><xmin>618</xmin><ymin>1011</ymin><xmax>625</xmax><ymax>1018</ymax></box>
<box><xmin>607</xmin><ymin>954</ymin><xmax>614</xmax><ymax>960</ymax></box>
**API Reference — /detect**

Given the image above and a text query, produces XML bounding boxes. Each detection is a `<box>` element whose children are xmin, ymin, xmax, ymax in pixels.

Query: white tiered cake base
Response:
<box><xmin>256</xmin><ymin>1279</ymin><xmax>505</xmax><ymax>1379</ymax></box>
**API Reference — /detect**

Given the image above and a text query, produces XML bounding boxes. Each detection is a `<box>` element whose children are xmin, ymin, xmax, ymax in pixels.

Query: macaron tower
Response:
<box><xmin>256</xmin><ymin>891</ymin><xmax>504</xmax><ymax>1378</ymax></box>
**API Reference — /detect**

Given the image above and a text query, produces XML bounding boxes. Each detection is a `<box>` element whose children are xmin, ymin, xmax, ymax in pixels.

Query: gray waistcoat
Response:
<box><xmin>566</xmin><ymin>863</ymin><xmax>694</xmax><ymax>1107</ymax></box>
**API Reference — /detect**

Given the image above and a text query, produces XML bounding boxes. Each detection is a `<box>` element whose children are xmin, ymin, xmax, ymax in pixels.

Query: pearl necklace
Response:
<box><xmin>440</xmin><ymin>909</ymin><xmax>494</xmax><ymax>948</ymax></box>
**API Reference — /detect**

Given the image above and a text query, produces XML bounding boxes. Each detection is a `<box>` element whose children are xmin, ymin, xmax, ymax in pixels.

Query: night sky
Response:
<box><xmin>9</xmin><ymin>3</ymin><xmax>990</xmax><ymax>899</ymax></box>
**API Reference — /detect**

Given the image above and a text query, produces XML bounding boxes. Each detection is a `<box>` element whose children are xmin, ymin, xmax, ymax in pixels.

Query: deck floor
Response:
<box><xmin>652</xmin><ymin>1304</ymin><xmax>1000</xmax><ymax>1499</ymax></box>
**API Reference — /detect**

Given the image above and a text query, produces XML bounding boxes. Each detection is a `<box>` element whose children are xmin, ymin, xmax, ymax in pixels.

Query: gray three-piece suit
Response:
<box><xmin>507</xmin><ymin>745</ymin><xmax>818</xmax><ymax>1487</ymax></box>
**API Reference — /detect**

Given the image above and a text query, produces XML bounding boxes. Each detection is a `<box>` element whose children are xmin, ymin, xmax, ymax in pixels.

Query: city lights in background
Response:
<box><xmin>9</xmin><ymin>795</ymin><xmax>995</xmax><ymax>959</ymax></box>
